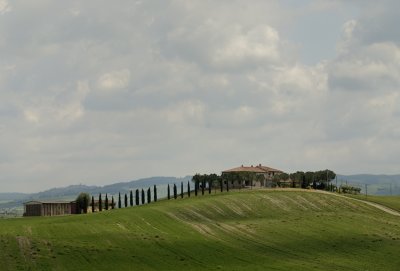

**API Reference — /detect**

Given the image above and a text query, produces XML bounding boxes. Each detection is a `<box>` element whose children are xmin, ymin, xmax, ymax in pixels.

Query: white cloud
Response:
<box><xmin>0</xmin><ymin>0</ymin><xmax>11</xmax><ymax>14</ymax></box>
<box><xmin>213</xmin><ymin>25</ymin><xmax>281</xmax><ymax>67</ymax></box>
<box><xmin>98</xmin><ymin>69</ymin><xmax>131</xmax><ymax>91</ymax></box>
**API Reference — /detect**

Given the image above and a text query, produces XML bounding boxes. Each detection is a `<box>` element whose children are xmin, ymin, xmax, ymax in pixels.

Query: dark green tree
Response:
<box><xmin>195</xmin><ymin>180</ymin><xmax>198</xmax><ymax>196</ymax></box>
<box><xmin>147</xmin><ymin>188</ymin><xmax>151</xmax><ymax>204</ymax></box>
<box><xmin>135</xmin><ymin>189</ymin><xmax>139</xmax><ymax>205</ymax></box>
<box><xmin>91</xmin><ymin>196</ymin><xmax>95</xmax><ymax>213</ymax></box>
<box><xmin>141</xmin><ymin>189</ymin><xmax>145</xmax><ymax>205</ymax></box>
<box><xmin>201</xmin><ymin>177</ymin><xmax>205</xmax><ymax>195</ymax></box>
<box><xmin>173</xmin><ymin>184</ymin><xmax>177</xmax><ymax>199</ymax></box>
<box><xmin>301</xmin><ymin>175</ymin><xmax>307</xmax><ymax>189</ymax></box>
<box><xmin>181</xmin><ymin>182</ymin><xmax>184</xmax><ymax>198</ymax></box>
<box><xmin>105</xmin><ymin>194</ymin><xmax>109</xmax><ymax>210</ymax></box>
<box><xmin>167</xmin><ymin>184</ymin><xmax>171</xmax><ymax>200</ymax></box>
<box><xmin>124</xmin><ymin>194</ymin><xmax>128</xmax><ymax>207</ymax></box>
<box><xmin>220</xmin><ymin>179</ymin><xmax>223</xmax><ymax>192</ymax></box>
<box><xmin>118</xmin><ymin>192</ymin><xmax>122</xmax><ymax>208</ymax></box>
<box><xmin>76</xmin><ymin>193</ymin><xmax>90</xmax><ymax>214</ymax></box>
<box><xmin>98</xmin><ymin>193</ymin><xmax>102</xmax><ymax>212</ymax></box>
<box><xmin>208</xmin><ymin>175</ymin><xmax>215</xmax><ymax>194</ymax></box>
<box><xmin>154</xmin><ymin>185</ymin><xmax>157</xmax><ymax>202</ymax></box>
<box><xmin>226</xmin><ymin>179</ymin><xmax>229</xmax><ymax>192</ymax></box>
<box><xmin>111</xmin><ymin>196</ymin><xmax>115</xmax><ymax>209</ymax></box>
<box><xmin>187</xmin><ymin>181</ymin><xmax>191</xmax><ymax>197</ymax></box>
<box><xmin>130</xmin><ymin>190</ymin><xmax>133</xmax><ymax>206</ymax></box>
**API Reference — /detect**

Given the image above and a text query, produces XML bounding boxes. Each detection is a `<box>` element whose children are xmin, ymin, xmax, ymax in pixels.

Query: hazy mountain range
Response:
<box><xmin>0</xmin><ymin>176</ymin><xmax>191</xmax><ymax>209</ymax></box>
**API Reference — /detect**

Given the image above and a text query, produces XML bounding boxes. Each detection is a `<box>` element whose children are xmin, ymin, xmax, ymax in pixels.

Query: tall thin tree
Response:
<box><xmin>135</xmin><ymin>189</ymin><xmax>139</xmax><ymax>205</ymax></box>
<box><xmin>181</xmin><ymin>182</ymin><xmax>184</xmax><ymax>198</ymax></box>
<box><xmin>91</xmin><ymin>196</ymin><xmax>95</xmax><ymax>213</ymax></box>
<box><xmin>111</xmin><ymin>196</ymin><xmax>115</xmax><ymax>209</ymax></box>
<box><xmin>154</xmin><ymin>185</ymin><xmax>157</xmax><ymax>202</ymax></box>
<box><xmin>187</xmin><ymin>181</ymin><xmax>191</xmax><ymax>197</ymax></box>
<box><xmin>124</xmin><ymin>194</ymin><xmax>128</xmax><ymax>207</ymax></box>
<box><xmin>147</xmin><ymin>188</ymin><xmax>151</xmax><ymax>204</ymax></box>
<box><xmin>201</xmin><ymin>179</ymin><xmax>205</xmax><ymax>195</ymax></box>
<box><xmin>141</xmin><ymin>189</ymin><xmax>145</xmax><ymax>205</ymax></box>
<box><xmin>118</xmin><ymin>192</ymin><xmax>122</xmax><ymax>208</ymax></box>
<box><xmin>167</xmin><ymin>184</ymin><xmax>171</xmax><ymax>200</ymax></box>
<box><xmin>173</xmin><ymin>184</ymin><xmax>177</xmax><ymax>199</ymax></box>
<box><xmin>220</xmin><ymin>179</ymin><xmax>223</xmax><ymax>192</ymax></box>
<box><xmin>105</xmin><ymin>194</ymin><xmax>109</xmax><ymax>210</ymax></box>
<box><xmin>99</xmin><ymin>193</ymin><xmax>102</xmax><ymax>212</ymax></box>
<box><xmin>195</xmin><ymin>180</ymin><xmax>198</xmax><ymax>196</ymax></box>
<box><xmin>226</xmin><ymin>179</ymin><xmax>229</xmax><ymax>192</ymax></box>
<box><xmin>130</xmin><ymin>190</ymin><xmax>133</xmax><ymax>206</ymax></box>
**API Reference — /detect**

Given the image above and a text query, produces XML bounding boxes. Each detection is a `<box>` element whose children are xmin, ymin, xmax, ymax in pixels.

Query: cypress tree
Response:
<box><xmin>208</xmin><ymin>179</ymin><xmax>212</xmax><ymax>194</ymax></box>
<box><xmin>201</xmin><ymin>180</ymin><xmax>205</xmax><ymax>195</ymax></box>
<box><xmin>195</xmin><ymin>181</ymin><xmax>198</xmax><ymax>196</ymax></box>
<box><xmin>118</xmin><ymin>192</ymin><xmax>122</xmax><ymax>208</ymax></box>
<box><xmin>220</xmin><ymin>179</ymin><xmax>223</xmax><ymax>192</ymax></box>
<box><xmin>154</xmin><ymin>185</ymin><xmax>157</xmax><ymax>202</ymax></box>
<box><xmin>181</xmin><ymin>182</ymin><xmax>184</xmax><ymax>198</ymax></box>
<box><xmin>141</xmin><ymin>189</ymin><xmax>145</xmax><ymax>205</ymax></box>
<box><xmin>147</xmin><ymin>188</ymin><xmax>151</xmax><ymax>204</ymax></box>
<box><xmin>124</xmin><ymin>194</ymin><xmax>128</xmax><ymax>207</ymax></box>
<box><xmin>173</xmin><ymin>184</ymin><xmax>177</xmax><ymax>199</ymax></box>
<box><xmin>111</xmin><ymin>196</ymin><xmax>115</xmax><ymax>209</ymax></box>
<box><xmin>167</xmin><ymin>184</ymin><xmax>171</xmax><ymax>200</ymax></box>
<box><xmin>91</xmin><ymin>196</ymin><xmax>95</xmax><ymax>213</ymax></box>
<box><xmin>135</xmin><ymin>189</ymin><xmax>139</xmax><ymax>205</ymax></box>
<box><xmin>99</xmin><ymin>193</ymin><xmax>102</xmax><ymax>212</ymax></box>
<box><xmin>226</xmin><ymin>179</ymin><xmax>229</xmax><ymax>192</ymax></box>
<box><xmin>187</xmin><ymin>181</ymin><xmax>191</xmax><ymax>197</ymax></box>
<box><xmin>130</xmin><ymin>190</ymin><xmax>133</xmax><ymax>206</ymax></box>
<box><xmin>105</xmin><ymin>194</ymin><xmax>109</xmax><ymax>210</ymax></box>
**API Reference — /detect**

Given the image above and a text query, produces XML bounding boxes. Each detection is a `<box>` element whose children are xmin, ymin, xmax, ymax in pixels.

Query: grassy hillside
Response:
<box><xmin>0</xmin><ymin>190</ymin><xmax>399</xmax><ymax>270</ymax></box>
<box><xmin>345</xmin><ymin>194</ymin><xmax>400</xmax><ymax>212</ymax></box>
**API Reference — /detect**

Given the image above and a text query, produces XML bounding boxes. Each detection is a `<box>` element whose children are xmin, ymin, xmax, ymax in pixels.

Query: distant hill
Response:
<box><xmin>0</xmin><ymin>176</ymin><xmax>192</xmax><ymax>209</ymax></box>
<box><xmin>337</xmin><ymin>174</ymin><xmax>400</xmax><ymax>195</ymax></box>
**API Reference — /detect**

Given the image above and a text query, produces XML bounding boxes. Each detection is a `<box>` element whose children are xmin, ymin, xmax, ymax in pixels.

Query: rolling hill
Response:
<box><xmin>0</xmin><ymin>189</ymin><xmax>399</xmax><ymax>270</ymax></box>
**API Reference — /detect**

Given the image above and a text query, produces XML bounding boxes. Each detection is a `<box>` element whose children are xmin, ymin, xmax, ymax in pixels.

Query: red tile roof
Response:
<box><xmin>222</xmin><ymin>164</ymin><xmax>283</xmax><ymax>174</ymax></box>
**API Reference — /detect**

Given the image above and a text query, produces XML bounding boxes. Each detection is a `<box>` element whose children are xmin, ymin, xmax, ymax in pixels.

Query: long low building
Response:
<box><xmin>24</xmin><ymin>200</ymin><xmax>77</xmax><ymax>216</ymax></box>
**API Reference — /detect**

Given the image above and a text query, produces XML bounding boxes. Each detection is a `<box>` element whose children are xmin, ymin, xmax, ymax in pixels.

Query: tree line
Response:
<box><xmin>75</xmin><ymin>169</ymin><xmax>338</xmax><ymax>213</ymax></box>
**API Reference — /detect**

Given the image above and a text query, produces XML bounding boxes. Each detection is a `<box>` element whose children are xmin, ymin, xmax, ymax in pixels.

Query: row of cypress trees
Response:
<box><xmin>91</xmin><ymin>185</ymin><xmax>158</xmax><ymax>212</ymax></box>
<box><xmin>90</xmin><ymin>178</ymin><xmax>230</xmax><ymax>212</ymax></box>
<box><xmin>166</xmin><ymin>179</ymin><xmax>229</xmax><ymax>200</ymax></box>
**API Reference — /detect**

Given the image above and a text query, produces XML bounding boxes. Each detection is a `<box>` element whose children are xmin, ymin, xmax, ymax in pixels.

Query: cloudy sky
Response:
<box><xmin>1</xmin><ymin>0</ymin><xmax>399</xmax><ymax>192</ymax></box>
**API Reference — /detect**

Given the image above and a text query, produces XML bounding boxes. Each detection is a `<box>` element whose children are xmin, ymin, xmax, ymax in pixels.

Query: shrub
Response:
<box><xmin>76</xmin><ymin>193</ymin><xmax>89</xmax><ymax>214</ymax></box>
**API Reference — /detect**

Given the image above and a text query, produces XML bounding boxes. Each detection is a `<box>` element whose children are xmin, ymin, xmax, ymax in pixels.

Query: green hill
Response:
<box><xmin>0</xmin><ymin>190</ymin><xmax>399</xmax><ymax>270</ymax></box>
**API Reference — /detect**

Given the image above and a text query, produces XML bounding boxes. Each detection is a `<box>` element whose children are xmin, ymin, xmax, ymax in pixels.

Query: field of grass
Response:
<box><xmin>0</xmin><ymin>190</ymin><xmax>399</xmax><ymax>270</ymax></box>
<box><xmin>344</xmin><ymin>194</ymin><xmax>400</xmax><ymax>212</ymax></box>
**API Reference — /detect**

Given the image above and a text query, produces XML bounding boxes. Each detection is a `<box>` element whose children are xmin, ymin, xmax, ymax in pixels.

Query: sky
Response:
<box><xmin>1</xmin><ymin>0</ymin><xmax>400</xmax><ymax>193</ymax></box>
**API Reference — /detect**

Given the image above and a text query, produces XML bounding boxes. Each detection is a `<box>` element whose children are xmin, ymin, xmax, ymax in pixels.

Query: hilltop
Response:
<box><xmin>0</xmin><ymin>190</ymin><xmax>399</xmax><ymax>270</ymax></box>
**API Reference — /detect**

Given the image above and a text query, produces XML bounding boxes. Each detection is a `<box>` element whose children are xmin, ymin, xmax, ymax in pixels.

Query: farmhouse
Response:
<box><xmin>222</xmin><ymin>164</ymin><xmax>283</xmax><ymax>187</ymax></box>
<box><xmin>24</xmin><ymin>200</ymin><xmax>77</xmax><ymax>216</ymax></box>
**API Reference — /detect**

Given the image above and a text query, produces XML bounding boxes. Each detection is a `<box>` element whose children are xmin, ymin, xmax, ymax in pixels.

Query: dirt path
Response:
<box><xmin>306</xmin><ymin>189</ymin><xmax>400</xmax><ymax>217</ymax></box>
<box><xmin>256</xmin><ymin>188</ymin><xmax>400</xmax><ymax>217</ymax></box>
